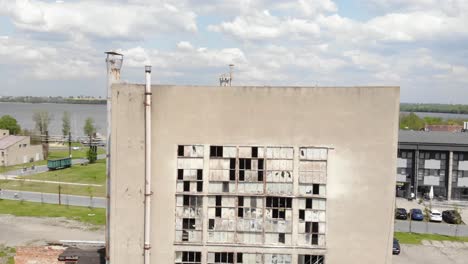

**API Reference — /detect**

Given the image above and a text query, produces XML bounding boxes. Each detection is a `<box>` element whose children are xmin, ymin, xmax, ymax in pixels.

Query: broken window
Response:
<box><xmin>210</xmin><ymin>146</ymin><xmax>224</xmax><ymax>158</ymax></box>
<box><xmin>264</xmin><ymin>254</ymin><xmax>292</xmax><ymax>264</ymax></box>
<box><xmin>175</xmin><ymin>251</ymin><xmax>201</xmax><ymax>264</ymax></box>
<box><xmin>298</xmin><ymin>198</ymin><xmax>326</xmax><ymax>246</ymax></box>
<box><xmin>175</xmin><ymin>195</ymin><xmax>203</xmax><ymax>242</ymax></box>
<box><xmin>177</xmin><ymin>146</ymin><xmax>204</xmax><ymax>193</ymax></box>
<box><xmin>207</xmin><ymin>252</ymin><xmax>236</xmax><ymax>264</ymax></box>
<box><xmin>298</xmin><ymin>147</ymin><xmax>327</xmax><ymax>196</ymax></box>
<box><xmin>298</xmin><ymin>255</ymin><xmax>325</xmax><ymax>264</ymax></box>
<box><xmin>238</xmin><ymin>146</ymin><xmax>265</xmax><ymax>194</ymax></box>
<box><xmin>265</xmin><ymin>147</ymin><xmax>294</xmax><ymax>195</ymax></box>
<box><xmin>207</xmin><ymin>196</ymin><xmax>236</xmax><ymax>243</ymax></box>
<box><xmin>178</xmin><ymin>145</ymin><xmax>204</xmax><ymax>158</ymax></box>
<box><xmin>265</xmin><ymin>197</ymin><xmax>292</xmax><ymax>245</ymax></box>
<box><xmin>237</xmin><ymin>196</ymin><xmax>263</xmax><ymax>244</ymax></box>
<box><xmin>209</xmin><ymin>146</ymin><xmax>237</xmax><ymax>193</ymax></box>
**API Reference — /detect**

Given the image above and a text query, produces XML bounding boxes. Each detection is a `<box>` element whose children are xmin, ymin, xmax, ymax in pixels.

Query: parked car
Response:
<box><xmin>395</xmin><ymin>208</ymin><xmax>408</xmax><ymax>220</ymax></box>
<box><xmin>393</xmin><ymin>238</ymin><xmax>401</xmax><ymax>255</ymax></box>
<box><xmin>429</xmin><ymin>209</ymin><xmax>442</xmax><ymax>222</ymax></box>
<box><xmin>409</xmin><ymin>208</ymin><xmax>424</xmax><ymax>221</ymax></box>
<box><xmin>442</xmin><ymin>210</ymin><xmax>462</xmax><ymax>224</ymax></box>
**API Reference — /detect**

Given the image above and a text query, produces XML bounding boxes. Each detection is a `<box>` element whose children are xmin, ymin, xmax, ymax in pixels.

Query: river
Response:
<box><xmin>0</xmin><ymin>103</ymin><xmax>467</xmax><ymax>136</ymax></box>
<box><xmin>0</xmin><ymin>102</ymin><xmax>106</xmax><ymax>136</ymax></box>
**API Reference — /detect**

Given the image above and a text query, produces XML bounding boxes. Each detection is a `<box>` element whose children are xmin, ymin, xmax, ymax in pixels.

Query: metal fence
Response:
<box><xmin>395</xmin><ymin>220</ymin><xmax>468</xmax><ymax>237</ymax></box>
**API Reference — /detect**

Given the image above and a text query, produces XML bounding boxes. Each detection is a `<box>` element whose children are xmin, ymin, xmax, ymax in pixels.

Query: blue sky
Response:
<box><xmin>0</xmin><ymin>0</ymin><xmax>467</xmax><ymax>103</ymax></box>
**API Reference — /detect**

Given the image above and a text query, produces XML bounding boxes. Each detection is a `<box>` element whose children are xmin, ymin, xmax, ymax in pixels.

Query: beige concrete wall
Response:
<box><xmin>110</xmin><ymin>85</ymin><xmax>399</xmax><ymax>264</ymax></box>
<box><xmin>3</xmin><ymin>138</ymin><xmax>43</xmax><ymax>166</ymax></box>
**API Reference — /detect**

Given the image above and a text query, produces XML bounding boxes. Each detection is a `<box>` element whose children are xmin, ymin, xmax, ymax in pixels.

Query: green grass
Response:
<box><xmin>48</xmin><ymin>146</ymin><xmax>105</xmax><ymax>160</ymax></box>
<box><xmin>0</xmin><ymin>159</ymin><xmax>106</xmax><ymax>197</ymax></box>
<box><xmin>0</xmin><ymin>245</ymin><xmax>16</xmax><ymax>264</ymax></box>
<box><xmin>21</xmin><ymin>159</ymin><xmax>106</xmax><ymax>184</ymax></box>
<box><xmin>0</xmin><ymin>199</ymin><xmax>105</xmax><ymax>225</ymax></box>
<box><xmin>395</xmin><ymin>232</ymin><xmax>468</xmax><ymax>244</ymax></box>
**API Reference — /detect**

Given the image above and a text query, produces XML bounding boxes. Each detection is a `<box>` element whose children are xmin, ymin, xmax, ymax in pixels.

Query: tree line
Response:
<box><xmin>0</xmin><ymin>112</ymin><xmax>98</xmax><ymax>162</ymax></box>
<box><xmin>401</xmin><ymin>103</ymin><xmax>468</xmax><ymax>114</ymax></box>
<box><xmin>400</xmin><ymin>112</ymin><xmax>468</xmax><ymax>130</ymax></box>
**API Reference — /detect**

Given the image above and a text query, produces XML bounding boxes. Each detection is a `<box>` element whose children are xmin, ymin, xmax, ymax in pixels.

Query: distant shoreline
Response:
<box><xmin>0</xmin><ymin>98</ymin><xmax>106</xmax><ymax>105</ymax></box>
<box><xmin>1</xmin><ymin>100</ymin><xmax>468</xmax><ymax>114</ymax></box>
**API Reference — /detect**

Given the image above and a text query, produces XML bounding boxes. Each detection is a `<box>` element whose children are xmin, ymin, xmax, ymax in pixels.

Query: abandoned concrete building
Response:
<box><xmin>109</xmin><ymin>84</ymin><xmax>399</xmax><ymax>264</ymax></box>
<box><xmin>0</xmin><ymin>129</ymin><xmax>43</xmax><ymax>166</ymax></box>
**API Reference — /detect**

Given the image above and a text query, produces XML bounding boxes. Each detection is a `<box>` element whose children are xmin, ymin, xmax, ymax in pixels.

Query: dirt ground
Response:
<box><xmin>0</xmin><ymin>214</ymin><xmax>104</xmax><ymax>247</ymax></box>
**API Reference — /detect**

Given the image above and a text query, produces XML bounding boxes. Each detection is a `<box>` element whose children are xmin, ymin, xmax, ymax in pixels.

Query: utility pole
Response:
<box><xmin>68</xmin><ymin>132</ymin><xmax>72</xmax><ymax>158</ymax></box>
<box><xmin>57</xmin><ymin>174</ymin><xmax>61</xmax><ymax>205</ymax></box>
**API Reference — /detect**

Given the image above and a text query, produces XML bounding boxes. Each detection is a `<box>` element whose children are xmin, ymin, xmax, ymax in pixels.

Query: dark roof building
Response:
<box><xmin>397</xmin><ymin>130</ymin><xmax>468</xmax><ymax>200</ymax></box>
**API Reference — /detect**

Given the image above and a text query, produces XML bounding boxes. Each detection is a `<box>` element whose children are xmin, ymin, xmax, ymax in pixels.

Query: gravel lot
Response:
<box><xmin>0</xmin><ymin>214</ymin><xmax>104</xmax><ymax>247</ymax></box>
<box><xmin>393</xmin><ymin>241</ymin><xmax>468</xmax><ymax>264</ymax></box>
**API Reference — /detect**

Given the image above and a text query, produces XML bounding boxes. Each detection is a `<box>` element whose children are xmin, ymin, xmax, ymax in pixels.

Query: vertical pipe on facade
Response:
<box><xmin>105</xmin><ymin>51</ymin><xmax>123</xmax><ymax>264</ymax></box>
<box><xmin>144</xmin><ymin>65</ymin><xmax>153</xmax><ymax>264</ymax></box>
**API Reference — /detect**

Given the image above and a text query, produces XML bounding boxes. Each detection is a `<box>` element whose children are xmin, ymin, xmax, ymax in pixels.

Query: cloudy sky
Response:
<box><xmin>0</xmin><ymin>0</ymin><xmax>467</xmax><ymax>103</ymax></box>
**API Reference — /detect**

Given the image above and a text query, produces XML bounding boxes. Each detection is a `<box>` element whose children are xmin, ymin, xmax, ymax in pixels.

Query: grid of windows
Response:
<box><xmin>265</xmin><ymin>197</ymin><xmax>293</xmax><ymax>245</ymax></box>
<box><xmin>208</xmin><ymin>196</ymin><xmax>237</xmax><ymax>243</ymax></box>
<box><xmin>175</xmin><ymin>145</ymin><xmax>328</xmax><ymax>259</ymax></box>
<box><xmin>265</xmin><ymin>147</ymin><xmax>294</xmax><ymax>195</ymax></box>
<box><xmin>397</xmin><ymin>150</ymin><xmax>413</xmax><ymax>179</ymax></box>
<box><xmin>417</xmin><ymin>151</ymin><xmax>447</xmax><ymax>184</ymax></box>
<box><xmin>207</xmin><ymin>253</ymin><xmax>290</xmax><ymax>264</ymax></box>
<box><xmin>177</xmin><ymin>145</ymin><xmax>204</xmax><ymax>193</ymax></box>
<box><xmin>264</xmin><ymin>254</ymin><xmax>292</xmax><ymax>264</ymax></box>
<box><xmin>453</xmin><ymin>152</ymin><xmax>468</xmax><ymax>186</ymax></box>
<box><xmin>175</xmin><ymin>195</ymin><xmax>203</xmax><ymax>242</ymax></box>
<box><xmin>237</xmin><ymin>196</ymin><xmax>263</xmax><ymax>244</ymax></box>
<box><xmin>298</xmin><ymin>198</ymin><xmax>326</xmax><ymax>246</ymax></box>
<box><xmin>238</xmin><ymin>146</ymin><xmax>265</xmax><ymax>194</ymax></box>
<box><xmin>175</xmin><ymin>251</ymin><xmax>202</xmax><ymax>264</ymax></box>
<box><xmin>299</xmin><ymin>148</ymin><xmax>327</xmax><ymax>196</ymax></box>
<box><xmin>298</xmin><ymin>255</ymin><xmax>325</xmax><ymax>264</ymax></box>
<box><xmin>209</xmin><ymin>146</ymin><xmax>237</xmax><ymax>193</ymax></box>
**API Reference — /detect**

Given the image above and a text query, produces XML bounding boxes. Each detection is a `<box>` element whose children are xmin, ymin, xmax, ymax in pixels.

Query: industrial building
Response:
<box><xmin>397</xmin><ymin>130</ymin><xmax>468</xmax><ymax>200</ymax></box>
<box><xmin>0</xmin><ymin>129</ymin><xmax>43</xmax><ymax>166</ymax></box>
<box><xmin>109</xmin><ymin>84</ymin><xmax>399</xmax><ymax>264</ymax></box>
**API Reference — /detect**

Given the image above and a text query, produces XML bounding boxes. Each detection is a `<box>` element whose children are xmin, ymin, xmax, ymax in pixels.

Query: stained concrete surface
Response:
<box><xmin>0</xmin><ymin>215</ymin><xmax>104</xmax><ymax>247</ymax></box>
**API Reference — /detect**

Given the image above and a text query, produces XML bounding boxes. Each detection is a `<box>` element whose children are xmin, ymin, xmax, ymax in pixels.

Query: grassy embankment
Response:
<box><xmin>395</xmin><ymin>232</ymin><xmax>468</xmax><ymax>244</ymax></box>
<box><xmin>0</xmin><ymin>159</ymin><xmax>106</xmax><ymax>197</ymax></box>
<box><xmin>0</xmin><ymin>245</ymin><xmax>15</xmax><ymax>264</ymax></box>
<box><xmin>0</xmin><ymin>199</ymin><xmax>105</xmax><ymax>225</ymax></box>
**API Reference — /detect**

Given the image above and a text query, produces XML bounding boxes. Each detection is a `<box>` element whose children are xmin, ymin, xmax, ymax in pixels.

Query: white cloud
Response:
<box><xmin>0</xmin><ymin>0</ymin><xmax>197</xmax><ymax>40</ymax></box>
<box><xmin>0</xmin><ymin>36</ymin><xmax>98</xmax><ymax>80</ymax></box>
<box><xmin>208</xmin><ymin>10</ymin><xmax>320</xmax><ymax>40</ymax></box>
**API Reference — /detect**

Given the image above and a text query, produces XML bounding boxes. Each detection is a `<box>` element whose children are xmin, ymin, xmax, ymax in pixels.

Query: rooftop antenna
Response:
<box><xmin>219</xmin><ymin>64</ymin><xmax>234</xmax><ymax>86</ymax></box>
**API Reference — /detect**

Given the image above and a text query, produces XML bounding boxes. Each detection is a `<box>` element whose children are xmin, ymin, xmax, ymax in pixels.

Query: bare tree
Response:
<box><xmin>62</xmin><ymin>111</ymin><xmax>71</xmax><ymax>137</ymax></box>
<box><xmin>32</xmin><ymin>111</ymin><xmax>52</xmax><ymax>135</ymax></box>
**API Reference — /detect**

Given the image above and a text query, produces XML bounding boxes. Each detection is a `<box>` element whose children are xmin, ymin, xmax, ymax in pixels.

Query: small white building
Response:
<box><xmin>0</xmin><ymin>129</ymin><xmax>43</xmax><ymax>166</ymax></box>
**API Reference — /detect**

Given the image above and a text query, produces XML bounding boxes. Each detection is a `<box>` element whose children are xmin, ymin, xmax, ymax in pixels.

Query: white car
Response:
<box><xmin>430</xmin><ymin>209</ymin><xmax>442</xmax><ymax>222</ymax></box>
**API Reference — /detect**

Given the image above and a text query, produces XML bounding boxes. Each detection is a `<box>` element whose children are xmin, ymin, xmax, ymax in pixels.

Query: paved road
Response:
<box><xmin>395</xmin><ymin>220</ymin><xmax>468</xmax><ymax>237</ymax></box>
<box><xmin>0</xmin><ymin>189</ymin><xmax>105</xmax><ymax>208</ymax></box>
<box><xmin>394</xmin><ymin>241</ymin><xmax>468</xmax><ymax>264</ymax></box>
